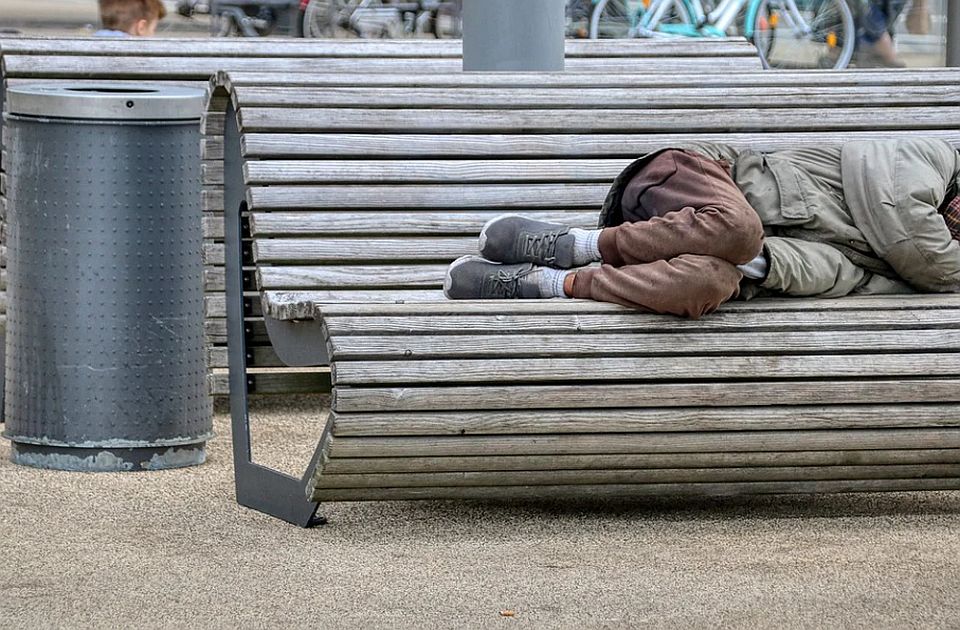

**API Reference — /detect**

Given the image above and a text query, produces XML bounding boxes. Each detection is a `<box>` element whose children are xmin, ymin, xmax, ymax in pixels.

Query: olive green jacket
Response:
<box><xmin>600</xmin><ymin>139</ymin><xmax>960</xmax><ymax>297</ymax></box>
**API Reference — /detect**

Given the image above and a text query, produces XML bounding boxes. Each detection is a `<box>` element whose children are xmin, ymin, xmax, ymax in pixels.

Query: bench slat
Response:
<box><xmin>245</xmin><ymin>159</ymin><xmax>631</xmax><ymax>184</ymax></box>
<box><xmin>1</xmin><ymin>55</ymin><xmax>762</xmax><ymax>78</ymax></box>
<box><xmin>319</xmin><ymin>309</ymin><xmax>960</xmax><ymax>335</ymax></box>
<box><xmin>241</xmin><ymin>130</ymin><xmax>960</xmax><ymax>158</ymax></box>
<box><xmin>258</xmin><ymin>265</ymin><xmax>449</xmax><ymax>289</ymax></box>
<box><xmin>223</xmin><ymin>69</ymin><xmax>960</xmax><ymax>88</ymax></box>
<box><xmin>333</xmin><ymin>354</ymin><xmax>960</xmax><ymax>385</ymax></box>
<box><xmin>256</xmin><ymin>292</ymin><xmax>960</xmax><ymax>326</ymax></box>
<box><xmin>248</xmin><ymin>183</ymin><xmax>608</xmax><ymax>210</ymax></box>
<box><xmin>325</xmin><ymin>427</ymin><xmax>960</xmax><ymax>458</ymax></box>
<box><xmin>323</xmin><ymin>449</ymin><xmax>960</xmax><ymax>474</ymax></box>
<box><xmin>311</xmin><ymin>294</ymin><xmax>960</xmax><ymax>315</ymax></box>
<box><xmin>250</xmin><ymin>210</ymin><xmax>599</xmax><ymax>235</ymax></box>
<box><xmin>328</xmin><ymin>330</ymin><xmax>960</xmax><ymax>360</ymax></box>
<box><xmin>311</xmin><ymin>463</ymin><xmax>960</xmax><ymax>489</ymax></box>
<box><xmin>233</xmin><ymin>85</ymin><xmax>960</xmax><ymax>109</ymax></box>
<box><xmin>237</xmin><ymin>106</ymin><xmax>959</xmax><ymax>133</ymax></box>
<box><xmin>332</xmin><ymin>379</ymin><xmax>960</xmax><ymax>413</ymax></box>
<box><xmin>255</xmin><ymin>237</ymin><xmax>477</xmax><ymax>262</ymax></box>
<box><xmin>1</xmin><ymin>37</ymin><xmax>756</xmax><ymax>57</ymax></box>
<box><xmin>330</xmin><ymin>404</ymin><xmax>960</xmax><ymax>437</ymax></box>
<box><xmin>309</xmin><ymin>477</ymin><xmax>960</xmax><ymax>501</ymax></box>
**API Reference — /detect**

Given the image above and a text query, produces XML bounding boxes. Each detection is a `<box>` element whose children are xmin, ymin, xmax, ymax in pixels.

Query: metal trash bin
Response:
<box><xmin>2</xmin><ymin>84</ymin><xmax>213</xmax><ymax>471</ymax></box>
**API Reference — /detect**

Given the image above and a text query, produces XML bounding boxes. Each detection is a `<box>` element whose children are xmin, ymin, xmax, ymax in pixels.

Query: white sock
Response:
<box><xmin>736</xmin><ymin>252</ymin><xmax>768</xmax><ymax>280</ymax></box>
<box><xmin>535</xmin><ymin>267</ymin><xmax>571</xmax><ymax>298</ymax></box>
<box><xmin>569</xmin><ymin>228</ymin><xmax>602</xmax><ymax>266</ymax></box>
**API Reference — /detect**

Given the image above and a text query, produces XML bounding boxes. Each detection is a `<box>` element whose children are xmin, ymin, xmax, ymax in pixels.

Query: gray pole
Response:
<box><xmin>948</xmin><ymin>0</ymin><xmax>960</xmax><ymax>66</ymax></box>
<box><xmin>462</xmin><ymin>0</ymin><xmax>566</xmax><ymax>72</ymax></box>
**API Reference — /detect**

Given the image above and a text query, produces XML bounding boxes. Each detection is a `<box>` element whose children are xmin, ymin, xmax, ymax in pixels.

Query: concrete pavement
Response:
<box><xmin>3</xmin><ymin>395</ymin><xmax>960</xmax><ymax>629</ymax></box>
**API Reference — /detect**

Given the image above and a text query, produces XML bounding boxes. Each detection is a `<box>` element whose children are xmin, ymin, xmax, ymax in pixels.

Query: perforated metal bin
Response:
<box><xmin>2</xmin><ymin>84</ymin><xmax>213</xmax><ymax>471</ymax></box>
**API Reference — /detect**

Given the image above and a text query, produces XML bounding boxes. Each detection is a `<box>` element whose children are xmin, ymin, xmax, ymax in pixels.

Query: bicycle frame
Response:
<box><xmin>641</xmin><ymin>0</ymin><xmax>821</xmax><ymax>39</ymax></box>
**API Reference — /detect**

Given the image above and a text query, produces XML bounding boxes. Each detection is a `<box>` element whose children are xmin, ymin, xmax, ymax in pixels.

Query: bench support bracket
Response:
<box><xmin>263</xmin><ymin>316</ymin><xmax>329</xmax><ymax>366</ymax></box>
<box><xmin>223</xmin><ymin>101</ymin><xmax>323</xmax><ymax>527</ymax></box>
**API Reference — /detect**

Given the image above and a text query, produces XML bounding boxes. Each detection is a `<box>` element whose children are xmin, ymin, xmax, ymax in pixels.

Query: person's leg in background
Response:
<box><xmin>857</xmin><ymin>0</ymin><xmax>909</xmax><ymax>67</ymax></box>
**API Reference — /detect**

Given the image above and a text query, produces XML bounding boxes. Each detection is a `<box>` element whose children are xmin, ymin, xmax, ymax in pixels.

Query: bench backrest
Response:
<box><xmin>0</xmin><ymin>37</ymin><xmax>761</xmax><ymax>395</ymax></box>
<box><xmin>202</xmin><ymin>68</ymin><xmax>960</xmax><ymax>392</ymax></box>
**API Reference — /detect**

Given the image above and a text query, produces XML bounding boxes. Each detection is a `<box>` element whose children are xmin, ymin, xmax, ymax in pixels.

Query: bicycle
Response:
<box><xmin>589</xmin><ymin>0</ymin><xmax>857</xmax><ymax>70</ymax></box>
<box><xmin>301</xmin><ymin>0</ymin><xmax>461</xmax><ymax>38</ymax></box>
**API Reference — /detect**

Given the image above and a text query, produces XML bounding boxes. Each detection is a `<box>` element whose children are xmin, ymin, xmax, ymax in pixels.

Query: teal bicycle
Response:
<box><xmin>589</xmin><ymin>0</ymin><xmax>857</xmax><ymax>70</ymax></box>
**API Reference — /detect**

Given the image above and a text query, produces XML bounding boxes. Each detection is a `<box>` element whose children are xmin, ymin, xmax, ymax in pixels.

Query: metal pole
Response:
<box><xmin>947</xmin><ymin>0</ymin><xmax>960</xmax><ymax>66</ymax></box>
<box><xmin>462</xmin><ymin>0</ymin><xmax>566</xmax><ymax>72</ymax></box>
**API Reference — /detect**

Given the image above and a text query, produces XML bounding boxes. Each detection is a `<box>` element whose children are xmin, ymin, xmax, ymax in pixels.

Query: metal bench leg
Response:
<box><xmin>223</xmin><ymin>100</ymin><xmax>323</xmax><ymax>527</ymax></box>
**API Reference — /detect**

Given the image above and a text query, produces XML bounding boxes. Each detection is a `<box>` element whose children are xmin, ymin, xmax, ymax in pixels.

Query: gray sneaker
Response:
<box><xmin>478</xmin><ymin>214</ymin><xmax>577</xmax><ymax>268</ymax></box>
<box><xmin>444</xmin><ymin>255</ymin><xmax>544</xmax><ymax>300</ymax></box>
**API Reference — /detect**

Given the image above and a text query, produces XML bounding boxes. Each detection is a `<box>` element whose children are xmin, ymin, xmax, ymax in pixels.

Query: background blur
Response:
<box><xmin>0</xmin><ymin>0</ymin><xmax>951</xmax><ymax>65</ymax></box>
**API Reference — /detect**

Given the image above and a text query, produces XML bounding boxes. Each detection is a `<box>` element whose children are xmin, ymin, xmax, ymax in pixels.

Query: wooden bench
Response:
<box><xmin>206</xmin><ymin>68</ymin><xmax>960</xmax><ymax>526</ymax></box>
<box><xmin>0</xmin><ymin>36</ymin><xmax>761</xmax><ymax>396</ymax></box>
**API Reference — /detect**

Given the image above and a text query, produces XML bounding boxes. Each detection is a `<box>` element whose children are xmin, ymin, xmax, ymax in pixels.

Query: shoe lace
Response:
<box><xmin>520</xmin><ymin>230</ymin><xmax>564</xmax><ymax>264</ymax></box>
<box><xmin>488</xmin><ymin>265</ymin><xmax>534</xmax><ymax>299</ymax></box>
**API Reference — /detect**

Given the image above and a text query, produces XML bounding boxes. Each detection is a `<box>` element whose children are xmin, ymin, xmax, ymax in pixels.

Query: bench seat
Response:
<box><xmin>308</xmin><ymin>297</ymin><xmax>960</xmax><ymax>502</ymax></box>
<box><xmin>207</xmin><ymin>67</ymin><xmax>960</xmax><ymax>525</ymax></box>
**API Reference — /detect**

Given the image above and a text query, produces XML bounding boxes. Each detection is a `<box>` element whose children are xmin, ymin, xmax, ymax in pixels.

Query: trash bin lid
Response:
<box><xmin>6</xmin><ymin>84</ymin><xmax>205</xmax><ymax>121</ymax></box>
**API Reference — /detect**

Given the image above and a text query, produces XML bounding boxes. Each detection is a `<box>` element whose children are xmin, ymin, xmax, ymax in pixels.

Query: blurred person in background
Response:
<box><xmin>856</xmin><ymin>0</ymin><xmax>908</xmax><ymax>67</ymax></box>
<box><xmin>95</xmin><ymin>0</ymin><xmax>166</xmax><ymax>36</ymax></box>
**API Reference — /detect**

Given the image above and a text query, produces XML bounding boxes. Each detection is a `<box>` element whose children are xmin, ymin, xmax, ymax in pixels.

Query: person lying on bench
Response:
<box><xmin>444</xmin><ymin>139</ymin><xmax>960</xmax><ymax>318</ymax></box>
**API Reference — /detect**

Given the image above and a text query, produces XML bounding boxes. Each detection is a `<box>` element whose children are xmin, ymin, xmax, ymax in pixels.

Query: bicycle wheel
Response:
<box><xmin>637</xmin><ymin>0</ymin><xmax>694</xmax><ymax>36</ymax></box>
<box><xmin>589</xmin><ymin>0</ymin><xmax>643</xmax><ymax>39</ymax></box>
<box><xmin>590</xmin><ymin>0</ymin><xmax>693</xmax><ymax>38</ymax></box>
<box><xmin>303</xmin><ymin>0</ymin><xmax>355</xmax><ymax>38</ymax></box>
<box><xmin>750</xmin><ymin>0</ymin><xmax>856</xmax><ymax>69</ymax></box>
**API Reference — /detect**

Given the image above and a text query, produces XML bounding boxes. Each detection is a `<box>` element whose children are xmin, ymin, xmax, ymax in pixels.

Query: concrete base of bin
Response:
<box><xmin>11</xmin><ymin>442</ymin><xmax>206</xmax><ymax>471</ymax></box>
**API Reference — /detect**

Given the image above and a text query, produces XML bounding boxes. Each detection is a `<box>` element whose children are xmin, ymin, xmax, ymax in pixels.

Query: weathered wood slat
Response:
<box><xmin>258</xmin><ymin>265</ymin><xmax>449</xmax><ymax>289</ymax></box>
<box><xmin>254</xmin><ymin>237</ymin><xmax>477</xmax><ymax>262</ymax></box>
<box><xmin>312</xmin><ymin>464</ymin><xmax>960</xmax><ymax>489</ymax></box>
<box><xmin>332</xmin><ymin>354</ymin><xmax>960</xmax><ymax>385</ymax></box>
<box><xmin>203</xmin><ymin>215</ymin><xmax>224</xmax><ymax>240</ymax></box>
<box><xmin>237</xmin><ymin>106</ymin><xmax>958</xmax><ymax>133</ymax></box>
<box><xmin>313</xmin><ymin>294</ymin><xmax>960</xmax><ymax>314</ymax></box>
<box><xmin>244</xmin><ymin>159</ymin><xmax>631</xmax><ymax>184</ymax></box>
<box><xmin>263</xmin><ymin>290</ymin><xmax>447</xmax><ymax>319</ymax></box>
<box><xmin>203</xmin><ymin>243</ymin><xmax>224</xmax><ymax>266</ymax></box>
<box><xmin>328</xmin><ymin>330</ymin><xmax>960</xmax><ymax>360</ymax></box>
<box><xmin>243</xmin><ymin>130</ymin><xmax>960</xmax><ymax>158</ymax></box>
<box><xmin>208</xmin><ymin>369</ymin><xmax>330</xmax><ymax>395</ymax></box>
<box><xmin>325</xmin><ymin>427</ymin><xmax>960</xmax><ymax>458</ymax></box>
<box><xmin>323</xmin><ymin>449</ymin><xmax>960</xmax><ymax>474</ymax></box>
<box><xmin>202</xmin><ymin>160</ymin><xmax>224</xmax><ymax>186</ymax></box>
<box><xmin>331</xmin><ymin>379</ymin><xmax>960</xmax><ymax>413</ymax></box>
<box><xmin>1</xmin><ymin>37</ymin><xmax>757</xmax><ymax>58</ymax></box>
<box><xmin>247</xmin><ymin>183</ymin><xmax>608</xmax><ymax>210</ymax></box>
<box><xmin>1</xmin><ymin>55</ymin><xmax>762</xmax><ymax>78</ymax></box>
<box><xmin>319</xmin><ymin>309</ymin><xmax>960</xmax><ymax>335</ymax></box>
<box><xmin>330</xmin><ymin>404</ymin><xmax>960</xmax><ymax>437</ymax></box>
<box><xmin>309</xmin><ymin>477</ymin><xmax>960</xmax><ymax>502</ymax></box>
<box><xmin>250</xmin><ymin>210</ymin><xmax>598</xmax><ymax>235</ymax></box>
<box><xmin>233</xmin><ymin>85</ymin><xmax>960</xmax><ymax>109</ymax></box>
<box><xmin>257</xmin><ymin>291</ymin><xmax>960</xmax><ymax>322</ymax></box>
<box><xmin>208</xmin><ymin>345</ymin><xmax>282</xmax><ymax>369</ymax></box>
<box><xmin>204</xmin><ymin>292</ymin><xmax>261</xmax><ymax>319</ymax></box>
<box><xmin>223</xmin><ymin>69</ymin><xmax>960</xmax><ymax>89</ymax></box>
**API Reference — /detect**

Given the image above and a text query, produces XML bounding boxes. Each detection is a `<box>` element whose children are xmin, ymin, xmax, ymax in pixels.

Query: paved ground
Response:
<box><xmin>3</xmin><ymin>395</ymin><xmax>960</xmax><ymax>629</ymax></box>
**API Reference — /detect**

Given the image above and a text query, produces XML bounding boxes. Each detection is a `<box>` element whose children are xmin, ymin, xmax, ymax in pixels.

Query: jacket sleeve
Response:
<box><xmin>676</xmin><ymin>141</ymin><xmax>743</xmax><ymax>164</ymax></box>
<box><xmin>841</xmin><ymin>139</ymin><xmax>960</xmax><ymax>292</ymax></box>
<box><xmin>761</xmin><ymin>236</ymin><xmax>868</xmax><ymax>297</ymax></box>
